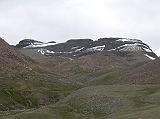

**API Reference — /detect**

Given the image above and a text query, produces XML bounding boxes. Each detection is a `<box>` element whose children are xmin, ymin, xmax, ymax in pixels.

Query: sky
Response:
<box><xmin>0</xmin><ymin>0</ymin><xmax>160</xmax><ymax>55</ymax></box>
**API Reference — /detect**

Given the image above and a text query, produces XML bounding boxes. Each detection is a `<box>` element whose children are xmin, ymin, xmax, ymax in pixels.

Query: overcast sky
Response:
<box><xmin>0</xmin><ymin>0</ymin><xmax>160</xmax><ymax>55</ymax></box>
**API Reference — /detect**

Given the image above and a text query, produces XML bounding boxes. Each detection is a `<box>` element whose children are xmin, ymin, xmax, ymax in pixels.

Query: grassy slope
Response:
<box><xmin>87</xmin><ymin>58</ymin><xmax>160</xmax><ymax>85</ymax></box>
<box><xmin>0</xmin><ymin>49</ymin><xmax>160</xmax><ymax>119</ymax></box>
<box><xmin>0</xmin><ymin>69</ymin><xmax>80</xmax><ymax>112</ymax></box>
<box><xmin>0</xmin><ymin>39</ymin><xmax>80</xmax><ymax>113</ymax></box>
<box><xmin>2</xmin><ymin>84</ymin><xmax>160</xmax><ymax>119</ymax></box>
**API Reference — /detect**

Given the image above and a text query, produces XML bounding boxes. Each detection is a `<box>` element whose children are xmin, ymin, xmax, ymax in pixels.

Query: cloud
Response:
<box><xmin>0</xmin><ymin>0</ymin><xmax>160</xmax><ymax>55</ymax></box>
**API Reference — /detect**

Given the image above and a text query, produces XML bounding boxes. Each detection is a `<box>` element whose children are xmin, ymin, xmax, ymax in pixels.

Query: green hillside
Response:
<box><xmin>0</xmin><ymin>38</ymin><xmax>160</xmax><ymax>119</ymax></box>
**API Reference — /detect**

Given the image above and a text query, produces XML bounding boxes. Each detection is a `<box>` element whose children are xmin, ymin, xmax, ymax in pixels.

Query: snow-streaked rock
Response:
<box><xmin>144</xmin><ymin>54</ymin><xmax>156</xmax><ymax>60</ymax></box>
<box><xmin>16</xmin><ymin>38</ymin><xmax>158</xmax><ymax>60</ymax></box>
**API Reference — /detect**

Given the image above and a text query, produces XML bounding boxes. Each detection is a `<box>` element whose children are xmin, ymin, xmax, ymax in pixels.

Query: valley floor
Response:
<box><xmin>1</xmin><ymin>84</ymin><xmax>160</xmax><ymax>119</ymax></box>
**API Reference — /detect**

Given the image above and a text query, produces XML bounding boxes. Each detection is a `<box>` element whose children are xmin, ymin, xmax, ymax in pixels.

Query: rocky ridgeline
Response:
<box><xmin>16</xmin><ymin>38</ymin><xmax>158</xmax><ymax>60</ymax></box>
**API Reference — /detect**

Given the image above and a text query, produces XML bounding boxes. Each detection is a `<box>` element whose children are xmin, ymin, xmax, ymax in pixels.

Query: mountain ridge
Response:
<box><xmin>15</xmin><ymin>38</ymin><xmax>158</xmax><ymax>61</ymax></box>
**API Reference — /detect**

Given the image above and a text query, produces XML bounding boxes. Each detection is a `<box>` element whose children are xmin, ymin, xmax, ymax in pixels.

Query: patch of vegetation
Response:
<box><xmin>0</xmin><ymin>71</ymin><xmax>81</xmax><ymax>112</ymax></box>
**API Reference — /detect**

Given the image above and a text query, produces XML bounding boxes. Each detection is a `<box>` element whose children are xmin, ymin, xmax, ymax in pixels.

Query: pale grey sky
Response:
<box><xmin>0</xmin><ymin>0</ymin><xmax>160</xmax><ymax>55</ymax></box>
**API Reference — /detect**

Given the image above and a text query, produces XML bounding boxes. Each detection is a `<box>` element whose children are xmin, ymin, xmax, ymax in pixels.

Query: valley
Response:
<box><xmin>0</xmin><ymin>37</ymin><xmax>160</xmax><ymax>119</ymax></box>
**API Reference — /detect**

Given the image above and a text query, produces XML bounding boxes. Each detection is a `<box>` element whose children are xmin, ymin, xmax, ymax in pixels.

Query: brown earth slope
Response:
<box><xmin>87</xmin><ymin>58</ymin><xmax>160</xmax><ymax>85</ymax></box>
<box><xmin>0</xmin><ymin>38</ymin><xmax>34</xmax><ymax>73</ymax></box>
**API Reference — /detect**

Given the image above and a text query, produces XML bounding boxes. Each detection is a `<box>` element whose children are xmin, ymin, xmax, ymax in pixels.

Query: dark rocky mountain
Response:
<box><xmin>16</xmin><ymin>38</ymin><xmax>158</xmax><ymax>60</ymax></box>
<box><xmin>16</xmin><ymin>39</ymin><xmax>44</xmax><ymax>48</ymax></box>
<box><xmin>16</xmin><ymin>39</ymin><xmax>56</xmax><ymax>48</ymax></box>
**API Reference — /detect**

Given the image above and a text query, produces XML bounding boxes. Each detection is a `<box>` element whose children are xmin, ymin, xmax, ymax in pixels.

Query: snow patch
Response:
<box><xmin>46</xmin><ymin>50</ymin><xmax>55</xmax><ymax>54</ymax></box>
<box><xmin>24</xmin><ymin>42</ymin><xmax>56</xmax><ymax>48</ymax></box>
<box><xmin>143</xmin><ymin>48</ymin><xmax>152</xmax><ymax>52</ymax></box>
<box><xmin>75</xmin><ymin>47</ymin><xmax>84</xmax><ymax>52</ymax></box>
<box><xmin>107</xmin><ymin>48</ymin><xmax>116</xmax><ymax>51</ymax></box>
<box><xmin>116</xmin><ymin>38</ymin><xmax>142</xmax><ymax>43</ymax></box>
<box><xmin>119</xmin><ymin>45</ymin><xmax>142</xmax><ymax>52</ymax></box>
<box><xmin>144</xmin><ymin>54</ymin><xmax>156</xmax><ymax>60</ymax></box>
<box><xmin>38</xmin><ymin>48</ymin><xmax>74</xmax><ymax>55</ymax></box>
<box><xmin>116</xmin><ymin>43</ymin><xmax>152</xmax><ymax>52</ymax></box>
<box><xmin>71</xmin><ymin>46</ymin><xmax>79</xmax><ymax>50</ymax></box>
<box><xmin>86</xmin><ymin>45</ymin><xmax>105</xmax><ymax>51</ymax></box>
<box><xmin>38</xmin><ymin>49</ymin><xmax>45</xmax><ymax>55</ymax></box>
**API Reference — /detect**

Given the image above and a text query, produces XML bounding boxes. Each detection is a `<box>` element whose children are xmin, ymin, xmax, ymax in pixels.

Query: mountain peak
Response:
<box><xmin>16</xmin><ymin>39</ymin><xmax>56</xmax><ymax>48</ymax></box>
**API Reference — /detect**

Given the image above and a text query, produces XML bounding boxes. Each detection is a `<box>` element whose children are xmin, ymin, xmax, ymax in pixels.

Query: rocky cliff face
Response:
<box><xmin>16</xmin><ymin>38</ymin><xmax>158</xmax><ymax>60</ymax></box>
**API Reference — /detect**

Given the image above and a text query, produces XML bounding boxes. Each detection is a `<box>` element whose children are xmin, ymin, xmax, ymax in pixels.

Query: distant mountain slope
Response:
<box><xmin>87</xmin><ymin>58</ymin><xmax>160</xmax><ymax>85</ymax></box>
<box><xmin>16</xmin><ymin>38</ymin><xmax>158</xmax><ymax>60</ymax></box>
<box><xmin>119</xmin><ymin>58</ymin><xmax>160</xmax><ymax>84</ymax></box>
